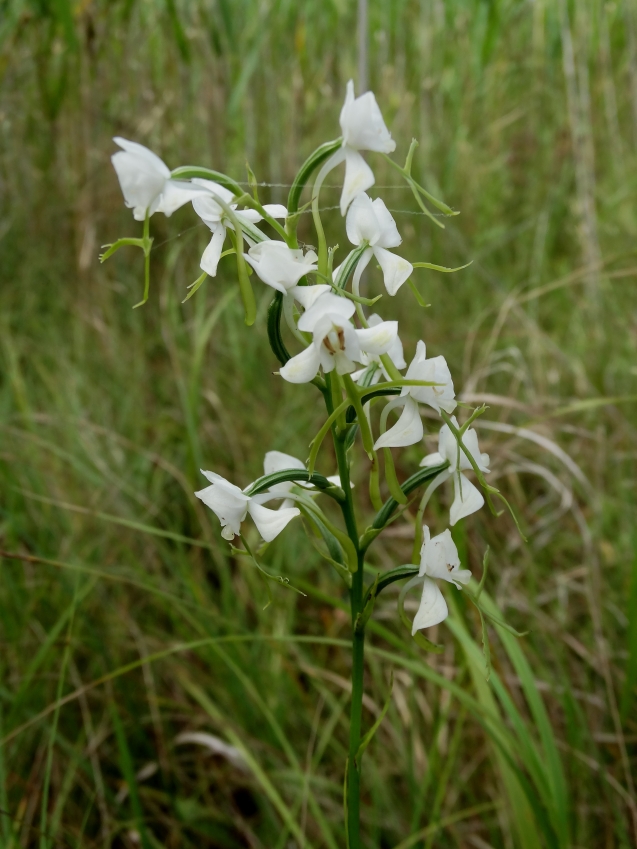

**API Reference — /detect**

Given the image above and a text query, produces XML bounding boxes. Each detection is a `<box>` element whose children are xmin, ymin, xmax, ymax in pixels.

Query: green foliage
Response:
<box><xmin>1</xmin><ymin>0</ymin><xmax>636</xmax><ymax>846</ymax></box>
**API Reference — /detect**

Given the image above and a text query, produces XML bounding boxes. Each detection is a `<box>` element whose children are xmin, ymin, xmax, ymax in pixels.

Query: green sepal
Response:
<box><xmin>355</xmin><ymin>671</ymin><xmax>394</xmax><ymax>764</ymax></box>
<box><xmin>244</xmin><ymin>469</ymin><xmax>343</xmax><ymax>501</ymax></box>
<box><xmin>182</xmin><ymin>271</ymin><xmax>208</xmax><ymax>303</ymax></box>
<box><xmin>286</xmin><ymin>138</ymin><xmax>342</xmax><ymax>216</ymax></box>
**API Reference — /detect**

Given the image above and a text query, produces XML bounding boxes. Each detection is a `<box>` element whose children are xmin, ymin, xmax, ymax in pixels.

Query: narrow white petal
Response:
<box><xmin>374</xmin><ymin>247</ymin><xmax>413</xmax><ymax>296</ymax></box>
<box><xmin>374</xmin><ymin>397</ymin><xmax>423</xmax><ymax>449</ymax></box>
<box><xmin>279</xmin><ymin>346</ymin><xmax>321</xmax><ymax>383</ymax></box>
<box><xmin>200</xmin><ymin>226</ymin><xmax>226</xmax><ymax>276</ymax></box>
<box><xmin>450</xmin><ymin>474</ymin><xmax>485</xmax><ymax>525</ymax></box>
<box><xmin>412</xmin><ymin>578</ymin><xmax>448</xmax><ymax>633</ymax></box>
<box><xmin>247</xmin><ymin>501</ymin><xmax>300</xmax><ymax>542</ymax></box>
<box><xmin>340</xmin><ymin>148</ymin><xmax>375</xmax><ymax>215</ymax></box>
<box><xmin>355</xmin><ymin>319</ymin><xmax>398</xmax><ymax>355</ymax></box>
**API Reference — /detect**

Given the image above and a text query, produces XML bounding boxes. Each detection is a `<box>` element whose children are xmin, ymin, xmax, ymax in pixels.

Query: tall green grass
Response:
<box><xmin>1</xmin><ymin>0</ymin><xmax>636</xmax><ymax>845</ymax></box>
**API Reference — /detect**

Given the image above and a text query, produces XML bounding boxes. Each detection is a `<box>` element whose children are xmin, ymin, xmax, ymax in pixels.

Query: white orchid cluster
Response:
<box><xmin>106</xmin><ymin>81</ymin><xmax>495</xmax><ymax>635</ymax></box>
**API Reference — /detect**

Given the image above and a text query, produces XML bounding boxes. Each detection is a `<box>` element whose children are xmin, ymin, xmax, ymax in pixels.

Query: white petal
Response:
<box><xmin>264</xmin><ymin>450</ymin><xmax>305</xmax><ymax>476</ymax></box>
<box><xmin>450</xmin><ymin>474</ymin><xmax>485</xmax><ymax>525</ymax></box>
<box><xmin>264</xmin><ymin>450</ymin><xmax>308</xmax><ymax>495</ymax></box>
<box><xmin>192</xmin><ymin>178</ymin><xmax>235</xmax><ymax>203</ymax></box>
<box><xmin>374</xmin><ymin>397</ymin><xmax>423</xmax><ymax>449</ymax></box>
<box><xmin>374</xmin><ymin>247</ymin><xmax>413</xmax><ymax>296</ymax></box>
<box><xmin>355</xmin><ymin>320</ymin><xmax>398</xmax><ymax>355</ymax></box>
<box><xmin>338</xmin><ymin>82</ymin><xmax>396</xmax><ymax>153</ymax></box>
<box><xmin>340</xmin><ymin>148</ymin><xmax>375</xmax><ymax>216</ymax></box>
<box><xmin>371</xmin><ymin>198</ymin><xmax>402</xmax><ymax>248</ymax></box>
<box><xmin>113</xmin><ymin>138</ymin><xmax>171</xmax><ymax>174</ymax></box>
<box><xmin>412</xmin><ymin>578</ymin><xmax>448</xmax><ymax>633</ymax></box>
<box><xmin>237</xmin><ymin>208</ymin><xmax>263</xmax><ymax>223</ymax></box>
<box><xmin>247</xmin><ymin>501</ymin><xmax>300</xmax><ymax>542</ymax></box>
<box><xmin>346</xmin><ymin>193</ymin><xmax>382</xmax><ymax>246</ymax></box>
<box><xmin>279</xmin><ymin>345</ymin><xmax>321</xmax><ymax>383</ymax></box>
<box><xmin>262</xmin><ymin>204</ymin><xmax>288</xmax><ymax>219</ymax></box>
<box><xmin>297</xmin><ymin>293</ymin><xmax>355</xmax><ymax>332</ymax></box>
<box><xmin>419</xmin><ymin>451</ymin><xmax>445</xmax><ymax>468</ymax></box>
<box><xmin>200</xmin><ymin>226</ymin><xmax>227</xmax><ymax>276</ymax></box>
<box><xmin>289</xmin><ymin>284</ymin><xmax>332</xmax><ymax>311</ymax></box>
<box><xmin>156</xmin><ymin>180</ymin><xmax>208</xmax><ymax>217</ymax></box>
<box><xmin>111</xmin><ymin>140</ymin><xmax>169</xmax><ymax>216</ymax></box>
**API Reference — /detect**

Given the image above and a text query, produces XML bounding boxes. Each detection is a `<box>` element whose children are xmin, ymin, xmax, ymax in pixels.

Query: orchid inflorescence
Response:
<box><xmin>105</xmin><ymin>80</ymin><xmax>520</xmax><ymax>844</ymax></box>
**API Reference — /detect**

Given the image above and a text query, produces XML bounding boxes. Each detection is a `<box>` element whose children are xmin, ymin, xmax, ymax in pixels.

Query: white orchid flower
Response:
<box><xmin>345</xmin><ymin>194</ymin><xmax>413</xmax><ymax>296</ymax></box>
<box><xmin>337</xmin><ymin>80</ymin><xmax>396</xmax><ymax>215</ymax></box>
<box><xmin>279</xmin><ymin>291</ymin><xmax>397</xmax><ymax>384</ymax></box>
<box><xmin>195</xmin><ymin>470</ymin><xmax>299</xmax><ymax>542</ymax></box>
<box><xmin>355</xmin><ymin>313</ymin><xmax>406</xmax><ymax>380</ymax></box>
<box><xmin>420</xmin><ymin>417</ymin><xmax>490</xmax><ymax>525</ymax></box>
<box><xmin>373</xmin><ymin>340</ymin><xmax>455</xmax><ymax>450</ymax></box>
<box><xmin>192</xmin><ymin>179</ymin><xmax>288</xmax><ymax>277</ymax></box>
<box><xmin>403</xmin><ymin>340</ymin><xmax>456</xmax><ymax>413</ymax></box>
<box><xmin>111</xmin><ymin>138</ymin><xmax>206</xmax><ymax>222</ymax></box>
<box><xmin>412</xmin><ymin>526</ymin><xmax>471</xmax><ymax>632</ymax></box>
<box><xmin>244</xmin><ymin>241</ymin><xmax>318</xmax><ymax>294</ymax></box>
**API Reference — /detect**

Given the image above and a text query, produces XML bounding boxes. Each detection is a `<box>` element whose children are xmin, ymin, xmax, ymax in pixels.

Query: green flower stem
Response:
<box><xmin>378</xmin><ymin>355</ymin><xmax>404</xmax><ymax>383</ymax></box>
<box><xmin>321</xmin><ymin>368</ymin><xmax>366</xmax><ymax>848</ymax></box>
<box><xmin>343</xmin><ymin>374</ymin><xmax>382</xmax><ymax>511</ymax></box>
<box><xmin>330</xmin><ymin>372</ymin><xmax>347</xmax><ymax>432</ymax></box>
<box><xmin>211</xmin><ymin>194</ymin><xmax>256</xmax><ymax>326</ymax></box>
<box><xmin>307</xmin><ymin>398</ymin><xmax>351</xmax><ymax>475</ymax></box>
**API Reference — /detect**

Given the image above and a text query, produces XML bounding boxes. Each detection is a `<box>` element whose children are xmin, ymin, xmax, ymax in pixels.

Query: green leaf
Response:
<box><xmin>244</xmin><ymin>468</ymin><xmax>342</xmax><ymax>499</ymax></box>
<box><xmin>267</xmin><ymin>292</ymin><xmax>291</xmax><ymax>366</ymax></box>
<box><xmin>287</xmin><ymin>139</ymin><xmax>342</xmax><ymax>216</ymax></box>
<box><xmin>363</xmin><ymin>564</ymin><xmax>419</xmax><ymax>607</ymax></box>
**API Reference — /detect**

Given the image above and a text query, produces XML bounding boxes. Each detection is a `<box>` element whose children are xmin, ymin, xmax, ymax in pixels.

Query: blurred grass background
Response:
<box><xmin>1</xmin><ymin>0</ymin><xmax>637</xmax><ymax>846</ymax></box>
